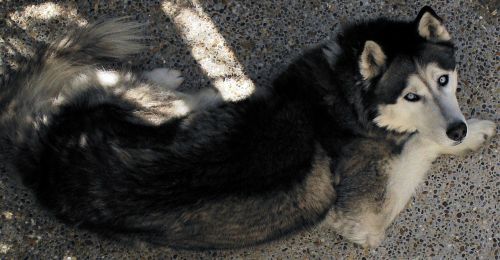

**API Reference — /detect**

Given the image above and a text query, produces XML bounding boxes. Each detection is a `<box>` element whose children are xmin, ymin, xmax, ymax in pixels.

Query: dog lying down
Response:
<box><xmin>0</xmin><ymin>6</ymin><xmax>495</xmax><ymax>249</ymax></box>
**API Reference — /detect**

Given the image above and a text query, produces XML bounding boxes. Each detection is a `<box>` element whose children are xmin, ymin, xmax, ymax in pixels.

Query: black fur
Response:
<box><xmin>2</xmin><ymin>8</ymin><xmax>456</xmax><ymax>249</ymax></box>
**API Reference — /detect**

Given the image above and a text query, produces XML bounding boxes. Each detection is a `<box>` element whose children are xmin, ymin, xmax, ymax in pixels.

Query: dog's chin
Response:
<box><xmin>448</xmin><ymin>134</ymin><xmax>466</xmax><ymax>146</ymax></box>
<box><xmin>427</xmin><ymin>134</ymin><xmax>462</xmax><ymax>147</ymax></box>
<box><xmin>440</xmin><ymin>138</ymin><xmax>463</xmax><ymax>147</ymax></box>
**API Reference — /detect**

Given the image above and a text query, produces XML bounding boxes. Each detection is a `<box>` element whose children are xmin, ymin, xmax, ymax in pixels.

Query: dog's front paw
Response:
<box><xmin>347</xmin><ymin>226</ymin><xmax>385</xmax><ymax>249</ymax></box>
<box><xmin>332</xmin><ymin>218</ymin><xmax>386</xmax><ymax>249</ymax></box>
<box><xmin>143</xmin><ymin>68</ymin><xmax>184</xmax><ymax>89</ymax></box>
<box><xmin>462</xmin><ymin>119</ymin><xmax>496</xmax><ymax>152</ymax></box>
<box><xmin>360</xmin><ymin>231</ymin><xmax>385</xmax><ymax>248</ymax></box>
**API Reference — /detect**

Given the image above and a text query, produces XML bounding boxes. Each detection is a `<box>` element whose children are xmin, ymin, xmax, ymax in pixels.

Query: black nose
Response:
<box><xmin>446</xmin><ymin>121</ymin><xmax>467</xmax><ymax>142</ymax></box>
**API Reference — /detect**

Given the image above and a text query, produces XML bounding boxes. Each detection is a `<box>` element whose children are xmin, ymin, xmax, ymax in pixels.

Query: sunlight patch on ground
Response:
<box><xmin>16</xmin><ymin>2</ymin><xmax>62</xmax><ymax>20</ymax></box>
<box><xmin>162</xmin><ymin>1</ymin><xmax>256</xmax><ymax>101</ymax></box>
<box><xmin>8</xmin><ymin>2</ymin><xmax>87</xmax><ymax>30</ymax></box>
<box><xmin>4</xmin><ymin>37</ymin><xmax>34</xmax><ymax>58</ymax></box>
<box><xmin>3</xmin><ymin>3</ymin><xmax>87</xmax><ymax>69</ymax></box>
<box><xmin>0</xmin><ymin>243</ymin><xmax>12</xmax><ymax>254</ymax></box>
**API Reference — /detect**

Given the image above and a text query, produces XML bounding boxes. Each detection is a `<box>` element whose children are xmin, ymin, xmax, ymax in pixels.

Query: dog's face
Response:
<box><xmin>362</xmin><ymin>7</ymin><xmax>466</xmax><ymax>146</ymax></box>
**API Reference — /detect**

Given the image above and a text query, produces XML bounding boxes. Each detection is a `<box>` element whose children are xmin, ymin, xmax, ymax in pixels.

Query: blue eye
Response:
<box><xmin>404</xmin><ymin>93</ymin><xmax>420</xmax><ymax>102</ymax></box>
<box><xmin>438</xmin><ymin>75</ymin><xmax>448</xmax><ymax>87</ymax></box>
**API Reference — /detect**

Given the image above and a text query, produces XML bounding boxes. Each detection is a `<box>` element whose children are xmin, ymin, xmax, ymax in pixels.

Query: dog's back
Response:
<box><xmin>0</xmin><ymin>19</ymin><xmax>336</xmax><ymax>248</ymax></box>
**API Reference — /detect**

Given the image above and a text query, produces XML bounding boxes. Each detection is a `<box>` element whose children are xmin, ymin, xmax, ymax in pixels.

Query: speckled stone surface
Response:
<box><xmin>0</xmin><ymin>0</ymin><xmax>498</xmax><ymax>259</ymax></box>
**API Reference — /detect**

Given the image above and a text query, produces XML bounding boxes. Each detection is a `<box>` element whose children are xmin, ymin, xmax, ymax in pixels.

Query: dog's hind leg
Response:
<box><xmin>180</xmin><ymin>88</ymin><xmax>223</xmax><ymax>112</ymax></box>
<box><xmin>142</xmin><ymin>68</ymin><xmax>184</xmax><ymax>90</ymax></box>
<box><xmin>140</xmin><ymin>68</ymin><xmax>223</xmax><ymax>117</ymax></box>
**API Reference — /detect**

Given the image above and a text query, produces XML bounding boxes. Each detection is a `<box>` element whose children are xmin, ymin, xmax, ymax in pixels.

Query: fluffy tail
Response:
<box><xmin>0</xmin><ymin>18</ymin><xmax>144</xmax><ymax>145</ymax></box>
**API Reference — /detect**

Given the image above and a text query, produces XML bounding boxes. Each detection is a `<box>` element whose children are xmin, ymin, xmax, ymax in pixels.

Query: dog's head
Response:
<box><xmin>362</xmin><ymin>6</ymin><xmax>465</xmax><ymax>146</ymax></box>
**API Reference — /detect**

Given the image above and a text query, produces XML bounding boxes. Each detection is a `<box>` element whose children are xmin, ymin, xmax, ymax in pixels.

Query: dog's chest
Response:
<box><xmin>382</xmin><ymin>136</ymin><xmax>439</xmax><ymax>221</ymax></box>
<box><xmin>333</xmin><ymin>136</ymin><xmax>438</xmax><ymax>214</ymax></box>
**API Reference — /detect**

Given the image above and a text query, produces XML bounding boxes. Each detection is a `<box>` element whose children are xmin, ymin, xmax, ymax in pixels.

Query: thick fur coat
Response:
<box><xmin>0</xmin><ymin>7</ymin><xmax>495</xmax><ymax>249</ymax></box>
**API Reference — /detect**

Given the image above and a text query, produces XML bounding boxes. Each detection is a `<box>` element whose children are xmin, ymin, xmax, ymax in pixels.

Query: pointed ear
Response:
<box><xmin>415</xmin><ymin>6</ymin><xmax>451</xmax><ymax>42</ymax></box>
<box><xmin>359</xmin><ymin>40</ymin><xmax>386</xmax><ymax>80</ymax></box>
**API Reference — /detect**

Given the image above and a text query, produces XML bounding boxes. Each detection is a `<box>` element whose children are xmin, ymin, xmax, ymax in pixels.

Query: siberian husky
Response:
<box><xmin>0</xmin><ymin>6</ymin><xmax>495</xmax><ymax>248</ymax></box>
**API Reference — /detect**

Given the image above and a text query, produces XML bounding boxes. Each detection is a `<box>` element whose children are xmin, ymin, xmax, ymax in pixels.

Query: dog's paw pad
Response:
<box><xmin>143</xmin><ymin>68</ymin><xmax>184</xmax><ymax>89</ymax></box>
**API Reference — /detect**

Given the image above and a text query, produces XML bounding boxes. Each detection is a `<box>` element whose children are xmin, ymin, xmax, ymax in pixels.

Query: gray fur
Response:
<box><xmin>1</xmin><ymin>18</ymin><xmax>145</xmax><ymax>145</ymax></box>
<box><xmin>0</xmin><ymin>8</ymin><xmax>496</xmax><ymax>250</ymax></box>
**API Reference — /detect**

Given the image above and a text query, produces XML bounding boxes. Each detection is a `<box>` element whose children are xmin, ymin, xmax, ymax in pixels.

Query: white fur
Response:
<box><xmin>374</xmin><ymin>64</ymin><xmax>464</xmax><ymax>146</ymax></box>
<box><xmin>143</xmin><ymin>68</ymin><xmax>184</xmax><ymax>90</ymax></box>
<box><xmin>96</xmin><ymin>70</ymin><xmax>120</xmax><ymax>87</ymax></box>
<box><xmin>330</xmin><ymin>136</ymin><xmax>440</xmax><ymax>248</ymax></box>
<box><xmin>383</xmin><ymin>137</ymin><xmax>439</xmax><ymax>225</ymax></box>
<box><xmin>381</xmin><ymin>118</ymin><xmax>495</xmax><ymax>238</ymax></box>
<box><xmin>338</xmin><ymin>119</ymin><xmax>495</xmax><ymax>248</ymax></box>
<box><xmin>118</xmin><ymin>68</ymin><xmax>224</xmax><ymax>124</ymax></box>
<box><xmin>142</xmin><ymin>68</ymin><xmax>222</xmax><ymax>113</ymax></box>
<box><xmin>354</xmin><ymin>62</ymin><xmax>495</xmax><ymax>248</ymax></box>
<box><xmin>170</xmin><ymin>100</ymin><xmax>191</xmax><ymax>116</ymax></box>
<box><xmin>181</xmin><ymin>88</ymin><xmax>223</xmax><ymax>112</ymax></box>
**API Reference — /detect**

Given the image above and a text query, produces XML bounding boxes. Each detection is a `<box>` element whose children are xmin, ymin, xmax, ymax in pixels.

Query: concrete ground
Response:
<box><xmin>0</xmin><ymin>0</ymin><xmax>498</xmax><ymax>258</ymax></box>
